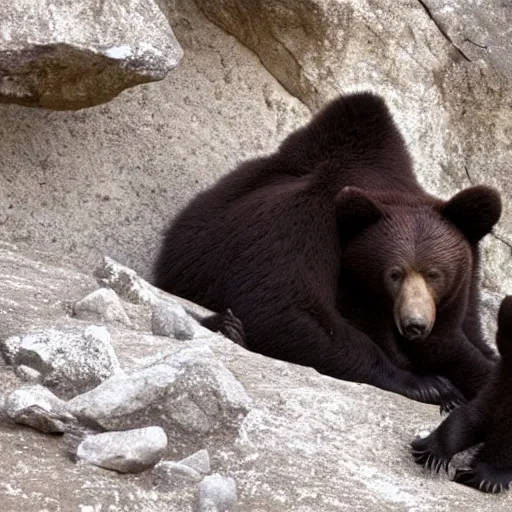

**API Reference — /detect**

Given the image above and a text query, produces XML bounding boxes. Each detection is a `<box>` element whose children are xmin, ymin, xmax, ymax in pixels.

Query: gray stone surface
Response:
<box><xmin>74</xmin><ymin>288</ymin><xmax>131</xmax><ymax>326</ymax></box>
<box><xmin>180</xmin><ymin>449</ymin><xmax>211</xmax><ymax>475</ymax></box>
<box><xmin>0</xmin><ymin>246</ymin><xmax>511</xmax><ymax>510</ymax></box>
<box><xmin>0</xmin><ymin>0</ymin><xmax>309</xmax><ymax>284</ymax></box>
<box><xmin>0</xmin><ymin>0</ymin><xmax>183</xmax><ymax>109</ymax></box>
<box><xmin>68</xmin><ymin>348</ymin><xmax>252</xmax><ymax>451</ymax></box>
<box><xmin>0</xmin><ymin>0</ymin><xmax>510</xmax><ymax>507</ymax></box>
<box><xmin>196</xmin><ymin>0</ymin><xmax>512</xmax><ymax>296</ymax></box>
<box><xmin>481</xmin><ymin>289</ymin><xmax>503</xmax><ymax>349</ymax></box>
<box><xmin>76</xmin><ymin>426</ymin><xmax>168</xmax><ymax>473</ymax></box>
<box><xmin>95</xmin><ymin>256</ymin><xmax>218</xmax><ymax>325</ymax></box>
<box><xmin>152</xmin><ymin>460</ymin><xmax>203</xmax><ymax>491</ymax></box>
<box><xmin>2</xmin><ymin>384</ymin><xmax>74</xmax><ymax>433</ymax></box>
<box><xmin>15</xmin><ymin>365</ymin><xmax>42</xmax><ymax>383</ymax></box>
<box><xmin>197</xmin><ymin>474</ymin><xmax>237</xmax><ymax>512</ymax></box>
<box><xmin>421</xmin><ymin>0</ymin><xmax>512</xmax><ymax>79</ymax></box>
<box><xmin>151</xmin><ymin>300</ymin><xmax>196</xmax><ymax>339</ymax></box>
<box><xmin>1</xmin><ymin>325</ymin><xmax>121</xmax><ymax>399</ymax></box>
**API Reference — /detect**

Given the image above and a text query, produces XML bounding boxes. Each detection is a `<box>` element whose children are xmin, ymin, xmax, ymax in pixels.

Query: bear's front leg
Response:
<box><xmin>408</xmin><ymin>328</ymin><xmax>494</xmax><ymax>400</ymax></box>
<box><xmin>454</xmin><ymin>422</ymin><xmax>512</xmax><ymax>493</ymax></box>
<box><xmin>411</xmin><ymin>401</ymin><xmax>486</xmax><ymax>473</ymax></box>
<box><xmin>326</xmin><ymin>315</ymin><xmax>464</xmax><ymax>409</ymax></box>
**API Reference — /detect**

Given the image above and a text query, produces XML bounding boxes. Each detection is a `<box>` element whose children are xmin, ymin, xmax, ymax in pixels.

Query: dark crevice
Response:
<box><xmin>464</xmin><ymin>165</ymin><xmax>474</xmax><ymax>185</ymax></box>
<box><xmin>463</xmin><ymin>38</ymin><xmax>488</xmax><ymax>50</ymax></box>
<box><xmin>491</xmin><ymin>232</ymin><xmax>512</xmax><ymax>254</ymax></box>
<box><xmin>416</xmin><ymin>0</ymin><xmax>471</xmax><ymax>62</ymax></box>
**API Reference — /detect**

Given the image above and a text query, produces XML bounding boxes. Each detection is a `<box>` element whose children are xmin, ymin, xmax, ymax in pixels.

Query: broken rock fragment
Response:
<box><xmin>197</xmin><ymin>473</ymin><xmax>238</xmax><ymax>512</ymax></box>
<box><xmin>1</xmin><ymin>325</ymin><xmax>121</xmax><ymax>399</ymax></box>
<box><xmin>3</xmin><ymin>384</ymin><xmax>76</xmax><ymax>433</ymax></box>
<box><xmin>0</xmin><ymin>0</ymin><xmax>183</xmax><ymax>109</ymax></box>
<box><xmin>152</xmin><ymin>461</ymin><xmax>203</xmax><ymax>491</ymax></box>
<box><xmin>151</xmin><ymin>300</ymin><xmax>196</xmax><ymax>340</ymax></box>
<box><xmin>67</xmin><ymin>348</ymin><xmax>252</xmax><ymax>451</ymax></box>
<box><xmin>74</xmin><ymin>288</ymin><xmax>131</xmax><ymax>326</ymax></box>
<box><xmin>76</xmin><ymin>426</ymin><xmax>168</xmax><ymax>473</ymax></box>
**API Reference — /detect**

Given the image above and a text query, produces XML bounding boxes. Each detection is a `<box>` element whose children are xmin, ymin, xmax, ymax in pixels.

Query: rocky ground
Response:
<box><xmin>0</xmin><ymin>0</ymin><xmax>511</xmax><ymax>510</ymax></box>
<box><xmin>0</xmin><ymin>243</ymin><xmax>510</xmax><ymax>511</ymax></box>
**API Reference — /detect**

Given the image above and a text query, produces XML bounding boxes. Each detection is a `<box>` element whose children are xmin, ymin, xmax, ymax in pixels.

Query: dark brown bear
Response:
<box><xmin>153</xmin><ymin>92</ymin><xmax>501</xmax><ymax>408</ymax></box>
<box><xmin>411</xmin><ymin>295</ymin><xmax>512</xmax><ymax>493</ymax></box>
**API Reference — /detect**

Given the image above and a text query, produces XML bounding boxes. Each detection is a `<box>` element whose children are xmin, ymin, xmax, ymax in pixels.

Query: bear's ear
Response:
<box><xmin>497</xmin><ymin>296</ymin><xmax>512</xmax><ymax>359</ymax></box>
<box><xmin>440</xmin><ymin>185</ymin><xmax>502</xmax><ymax>244</ymax></box>
<box><xmin>336</xmin><ymin>187</ymin><xmax>382</xmax><ymax>242</ymax></box>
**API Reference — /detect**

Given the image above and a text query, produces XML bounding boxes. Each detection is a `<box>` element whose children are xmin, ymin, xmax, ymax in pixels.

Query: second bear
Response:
<box><xmin>411</xmin><ymin>295</ymin><xmax>512</xmax><ymax>493</ymax></box>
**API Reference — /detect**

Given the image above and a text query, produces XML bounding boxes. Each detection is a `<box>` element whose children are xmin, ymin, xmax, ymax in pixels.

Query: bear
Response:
<box><xmin>411</xmin><ymin>295</ymin><xmax>512</xmax><ymax>493</ymax></box>
<box><xmin>153</xmin><ymin>92</ymin><xmax>501</xmax><ymax>408</ymax></box>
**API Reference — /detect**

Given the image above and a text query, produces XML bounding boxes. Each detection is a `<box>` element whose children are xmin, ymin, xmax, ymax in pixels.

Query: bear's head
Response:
<box><xmin>337</xmin><ymin>185</ymin><xmax>502</xmax><ymax>341</ymax></box>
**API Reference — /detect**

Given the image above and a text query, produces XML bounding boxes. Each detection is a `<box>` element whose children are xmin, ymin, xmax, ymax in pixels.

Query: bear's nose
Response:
<box><xmin>403</xmin><ymin>317</ymin><xmax>427</xmax><ymax>339</ymax></box>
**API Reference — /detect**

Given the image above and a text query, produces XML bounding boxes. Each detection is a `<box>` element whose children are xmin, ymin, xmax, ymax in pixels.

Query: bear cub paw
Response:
<box><xmin>454</xmin><ymin>463</ymin><xmax>512</xmax><ymax>493</ymax></box>
<box><xmin>410</xmin><ymin>435</ymin><xmax>450</xmax><ymax>473</ymax></box>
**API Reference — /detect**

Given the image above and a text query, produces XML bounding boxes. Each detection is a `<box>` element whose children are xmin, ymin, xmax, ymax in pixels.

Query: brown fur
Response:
<box><xmin>154</xmin><ymin>92</ymin><xmax>500</xmax><ymax>407</ymax></box>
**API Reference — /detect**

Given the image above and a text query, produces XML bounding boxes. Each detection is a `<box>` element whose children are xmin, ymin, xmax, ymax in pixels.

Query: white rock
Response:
<box><xmin>15</xmin><ymin>364</ymin><xmax>42</xmax><ymax>383</ymax></box>
<box><xmin>76</xmin><ymin>426</ymin><xmax>168</xmax><ymax>473</ymax></box>
<box><xmin>152</xmin><ymin>461</ymin><xmax>202</xmax><ymax>491</ymax></box>
<box><xmin>180</xmin><ymin>449</ymin><xmax>211</xmax><ymax>475</ymax></box>
<box><xmin>95</xmin><ymin>256</ymin><xmax>158</xmax><ymax>305</ymax></box>
<box><xmin>74</xmin><ymin>288</ymin><xmax>131</xmax><ymax>326</ymax></box>
<box><xmin>151</xmin><ymin>300</ymin><xmax>196</xmax><ymax>340</ymax></box>
<box><xmin>197</xmin><ymin>474</ymin><xmax>237</xmax><ymax>512</ymax></box>
<box><xmin>68</xmin><ymin>349</ymin><xmax>252</xmax><ymax>450</ymax></box>
<box><xmin>3</xmin><ymin>384</ymin><xmax>75</xmax><ymax>433</ymax></box>
<box><xmin>95</xmin><ymin>257</ymin><xmax>215</xmax><ymax>326</ymax></box>
<box><xmin>1</xmin><ymin>326</ymin><xmax>122</xmax><ymax>399</ymax></box>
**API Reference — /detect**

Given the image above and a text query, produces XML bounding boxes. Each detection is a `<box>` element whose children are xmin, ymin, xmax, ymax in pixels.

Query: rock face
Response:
<box><xmin>0</xmin><ymin>245</ymin><xmax>511</xmax><ymax>511</ymax></box>
<box><xmin>0</xmin><ymin>0</ymin><xmax>183</xmax><ymax>109</ymax></box>
<box><xmin>0</xmin><ymin>0</ymin><xmax>310</xmax><ymax>282</ymax></box>
<box><xmin>195</xmin><ymin>0</ymin><xmax>512</xmax><ymax>295</ymax></box>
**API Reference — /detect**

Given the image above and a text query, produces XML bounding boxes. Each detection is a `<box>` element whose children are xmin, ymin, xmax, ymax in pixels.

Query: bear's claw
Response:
<box><xmin>411</xmin><ymin>447</ymin><xmax>449</xmax><ymax>473</ymax></box>
<box><xmin>410</xmin><ymin>436</ymin><xmax>450</xmax><ymax>473</ymax></box>
<box><xmin>218</xmin><ymin>308</ymin><xmax>247</xmax><ymax>348</ymax></box>
<box><xmin>453</xmin><ymin>464</ymin><xmax>512</xmax><ymax>493</ymax></box>
<box><xmin>409</xmin><ymin>374</ymin><xmax>465</xmax><ymax>412</ymax></box>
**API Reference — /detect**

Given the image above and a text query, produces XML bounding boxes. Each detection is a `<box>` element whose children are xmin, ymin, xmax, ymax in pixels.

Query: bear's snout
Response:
<box><xmin>402</xmin><ymin>316</ymin><xmax>428</xmax><ymax>340</ymax></box>
<box><xmin>394</xmin><ymin>272</ymin><xmax>436</xmax><ymax>341</ymax></box>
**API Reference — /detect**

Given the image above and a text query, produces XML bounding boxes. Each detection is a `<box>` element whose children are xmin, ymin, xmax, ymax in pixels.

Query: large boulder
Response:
<box><xmin>195</xmin><ymin>0</ymin><xmax>512</xmax><ymax>295</ymax></box>
<box><xmin>0</xmin><ymin>0</ymin><xmax>183</xmax><ymax>109</ymax></box>
<box><xmin>0</xmin><ymin>0</ymin><xmax>309</xmax><ymax>281</ymax></box>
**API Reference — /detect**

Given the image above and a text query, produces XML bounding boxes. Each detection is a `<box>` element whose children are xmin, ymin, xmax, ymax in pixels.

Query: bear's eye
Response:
<box><xmin>426</xmin><ymin>269</ymin><xmax>441</xmax><ymax>281</ymax></box>
<box><xmin>388</xmin><ymin>268</ymin><xmax>404</xmax><ymax>282</ymax></box>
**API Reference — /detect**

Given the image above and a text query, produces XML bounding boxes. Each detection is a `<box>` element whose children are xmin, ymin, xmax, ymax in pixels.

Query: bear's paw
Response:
<box><xmin>410</xmin><ymin>436</ymin><xmax>450</xmax><ymax>473</ymax></box>
<box><xmin>453</xmin><ymin>464</ymin><xmax>512</xmax><ymax>493</ymax></box>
